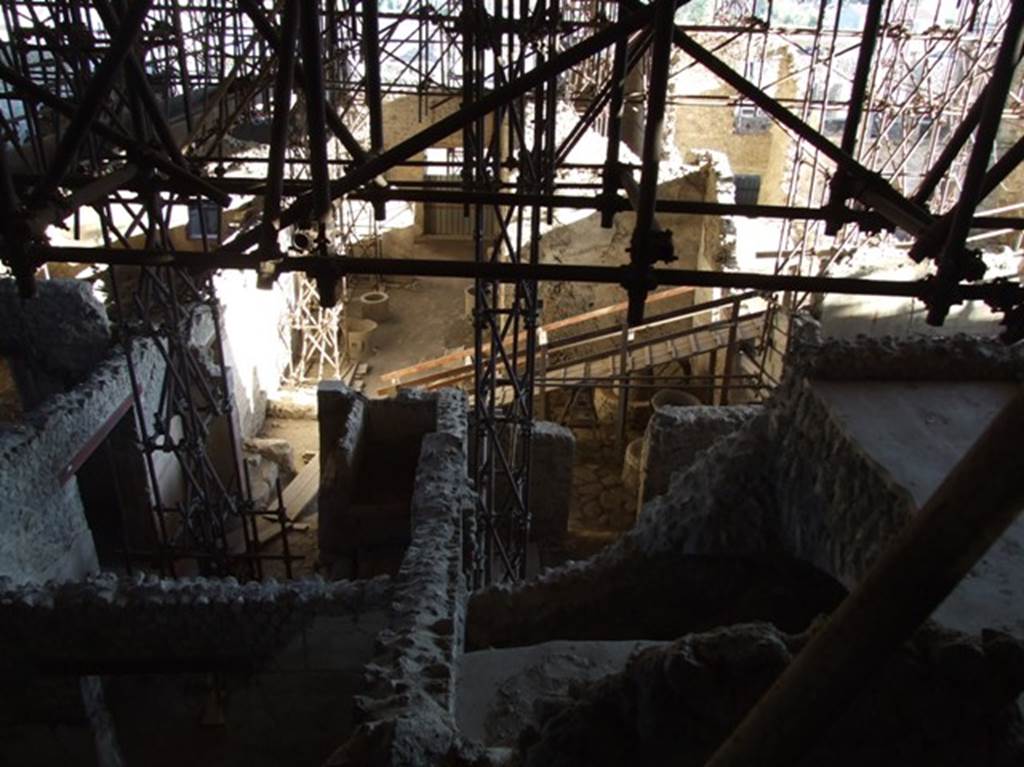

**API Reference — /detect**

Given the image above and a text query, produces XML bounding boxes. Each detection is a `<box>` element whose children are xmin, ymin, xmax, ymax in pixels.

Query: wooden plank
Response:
<box><xmin>337</xmin><ymin>360</ymin><xmax>355</xmax><ymax>385</ymax></box>
<box><xmin>387</xmin><ymin>293</ymin><xmax>748</xmax><ymax>392</ymax></box>
<box><xmin>385</xmin><ymin>307</ymin><xmax>765</xmax><ymax>397</ymax></box>
<box><xmin>380</xmin><ymin>285</ymin><xmax>696</xmax><ymax>384</ymax></box>
<box><xmin>541</xmin><ymin>285</ymin><xmax>693</xmax><ymax>333</ymax></box>
<box><xmin>280</xmin><ymin>453</ymin><xmax>320</xmax><ymax>520</ymax></box>
<box><xmin>227</xmin><ymin>454</ymin><xmax>320</xmax><ymax>554</ymax></box>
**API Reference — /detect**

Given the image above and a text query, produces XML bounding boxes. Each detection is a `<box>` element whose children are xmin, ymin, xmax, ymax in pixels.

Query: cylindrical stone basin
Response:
<box><xmin>358</xmin><ymin>291</ymin><xmax>390</xmax><ymax>322</ymax></box>
<box><xmin>291</xmin><ymin>230</ymin><xmax>314</xmax><ymax>252</ymax></box>
<box><xmin>651</xmin><ymin>388</ymin><xmax>702</xmax><ymax>412</ymax></box>
<box><xmin>594</xmin><ymin>386</ymin><xmax>618</xmax><ymax>422</ymax></box>
<box><xmin>344</xmin><ymin>318</ymin><xmax>378</xmax><ymax>361</ymax></box>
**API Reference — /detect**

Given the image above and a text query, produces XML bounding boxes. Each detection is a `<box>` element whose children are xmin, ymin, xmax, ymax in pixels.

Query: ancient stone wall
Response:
<box><xmin>0</xmin><ymin>278</ymin><xmax>112</xmax><ymax>409</ymax></box>
<box><xmin>0</xmin><ymin>573</ymin><xmax>392</xmax><ymax>767</ymax></box>
<box><xmin>689</xmin><ymin>148</ymin><xmax>738</xmax><ymax>272</ymax></box>
<box><xmin>318</xmin><ymin>385</ymin><xmax>467</xmax><ymax>577</ymax></box>
<box><xmin>468</xmin><ymin>331</ymin><xmax>1024</xmax><ymax>651</ymax></box>
<box><xmin>0</xmin><ymin>573</ymin><xmax>390</xmax><ymax>673</ymax></box>
<box><xmin>0</xmin><ymin>337</ymin><xmax>163</xmax><ymax>584</ymax></box>
<box><xmin>639</xmin><ymin>333</ymin><xmax>1024</xmax><ymax>589</ymax></box>
<box><xmin>327</xmin><ymin>396</ymin><xmax>481</xmax><ymax>766</ymax></box>
<box><xmin>318</xmin><ymin>382</ymin><xmax>369</xmax><ymax>571</ymax></box>
<box><xmin>537</xmin><ymin>163</ymin><xmax>721</xmax><ymax>323</ymax></box>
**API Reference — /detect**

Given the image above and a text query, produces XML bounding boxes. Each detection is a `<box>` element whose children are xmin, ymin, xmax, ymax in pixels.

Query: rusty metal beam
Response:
<box><xmin>927</xmin><ymin>1</ymin><xmax>1024</xmax><ymax>325</ymax></box>
<box><xmin>629</xmin><ymin>0</ymin><xmax>935</xmax><ymax>237</ymax></box>
<box><xmin>29</xmin><ymin>0</ymin><xmax>156</xmax><ymax>208</ymax></box>
<box><xmin>259</xmin><ymin>0</ymin><xmax>300</xmax><ymax>280</ymax></box>
<box><xmin>626</xmin><ymin>0</ymin><xmax>677</xmax><ymax>325</ymax></box>
<box><xmin>31</xmin><ymin>244</ymin><xmax>1024</xmax><ymax>309</ymax></box>
<box><xmin>825</xmin><ymin>0</ymin><xmax>885</xmax><ymax>233</ymax></box>
<box><xmin>0</xmin><ymin>63</ymin><xmax>229</xmax><ymax>208</ymax></box>
<box><xmin>297</xmin><ymin>0</ymin><xmax>331</xmax><ymax>223</ymax></box>
<box><xmin>237</xmin><ymin>0</ymin><xmax>372</xmax><ymax>165</ymax></box>
<box><xmin>226</xmin><ymin>0</ymin><xmax>677</xmax><ymax>253</ymax></box>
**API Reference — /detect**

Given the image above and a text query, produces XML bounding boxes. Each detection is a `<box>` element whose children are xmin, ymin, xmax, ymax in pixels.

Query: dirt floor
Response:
<box><xmin>524</xmin><ymin>382</ymin><xmax>662</xmax><ymax>570</ymax></box>
<box><xmin>346</xmin><ymin>238</ymin><xmax>475</xmax><ymax>397</ymax></box>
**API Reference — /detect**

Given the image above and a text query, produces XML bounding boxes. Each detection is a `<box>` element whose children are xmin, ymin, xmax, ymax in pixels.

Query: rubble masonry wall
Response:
<box><xmin>328</xmin><ymin>389</ymin><xmax>478</xmax><ymax>766</ymax></box>
<box><xmin>0</xmin><ymin>338</ymin><xmax>163</xmax><ymax>584</ymax></box>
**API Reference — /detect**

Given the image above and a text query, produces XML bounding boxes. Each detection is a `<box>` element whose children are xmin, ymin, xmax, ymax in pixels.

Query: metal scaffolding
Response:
<box><xmin>0</xmin><ymin>0</ymin><xmax>1022</xmax><ymax>580</ymax></box>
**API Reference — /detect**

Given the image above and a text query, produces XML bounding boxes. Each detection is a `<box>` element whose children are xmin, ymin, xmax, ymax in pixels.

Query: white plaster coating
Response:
<box><xmin>813</xmin><ymin>380</ymin><xmax>1018</xmax><ymax>504</ymax></box>
<box><xmin>813</xmin><ymin>379</ymin><xmax>1024</xmax><ymax>641</ymax></box>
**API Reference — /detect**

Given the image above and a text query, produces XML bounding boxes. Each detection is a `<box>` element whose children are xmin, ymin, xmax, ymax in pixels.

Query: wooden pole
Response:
<box><xmin>615</xmin><ymin>323</ymin><xmax>631</xmax><ymax>452</ymax></box>
<box><xmin>719</xmin><ymin>295</ymin><xmax>742</xmax><ymax>405</ymax></box>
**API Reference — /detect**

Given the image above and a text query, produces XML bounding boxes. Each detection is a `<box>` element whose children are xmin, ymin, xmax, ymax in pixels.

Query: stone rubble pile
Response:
<box><xmin>519</xmin><ymin>622</ymin><xmax>1024</xmax><ymax>767</ymax></box>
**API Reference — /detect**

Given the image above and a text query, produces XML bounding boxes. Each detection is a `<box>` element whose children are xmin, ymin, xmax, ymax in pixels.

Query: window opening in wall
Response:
<box><xmin>422</xmin><ymin>147</ymin><xmax>498</xmax><ymax>237</ymax></box>
<box><xmin>734</xmin><ymin>103</ymin><xmax>770</xmax><ymax>133</ymax></box>
<box><xmin>187</xmin><ymin>201</ymin><xmax>221</xmax><ymax>241</ymax></box>
<box><xmin>734</xmin><ymin>174</ymin><xmax>762</xmax><ymax>206</ymax></box>
<box><xmin>424</xmin><ymin>146</ymin><xmax>462</xmax><ymax>177</ymax></box>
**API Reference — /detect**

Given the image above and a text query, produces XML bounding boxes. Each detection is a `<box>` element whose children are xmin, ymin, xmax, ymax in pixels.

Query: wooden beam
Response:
<box><xmin>380</xmin><ymin>286</ymin><xmax>697</xmax><ymax>386</ymax></box>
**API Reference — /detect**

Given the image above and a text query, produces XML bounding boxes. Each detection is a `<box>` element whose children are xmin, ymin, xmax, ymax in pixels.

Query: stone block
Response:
<box><xmin>244</xmin><ymin>436</ymin><xmax>297</xmax><ymax>483</ymax></box>
<box><xmin>529</xmin><ymin>421</ymin><xmax>575</xmax><ymax>541</ymax></box>
<box><xmin>244</xmin><ymin>453</ymin><xmax>280</xmax><ymax>508</ymax></box>
<box><xmin>640</xmin><ymin>405</ymin><xmax>760</xmax><ymax>503</ymax></box>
